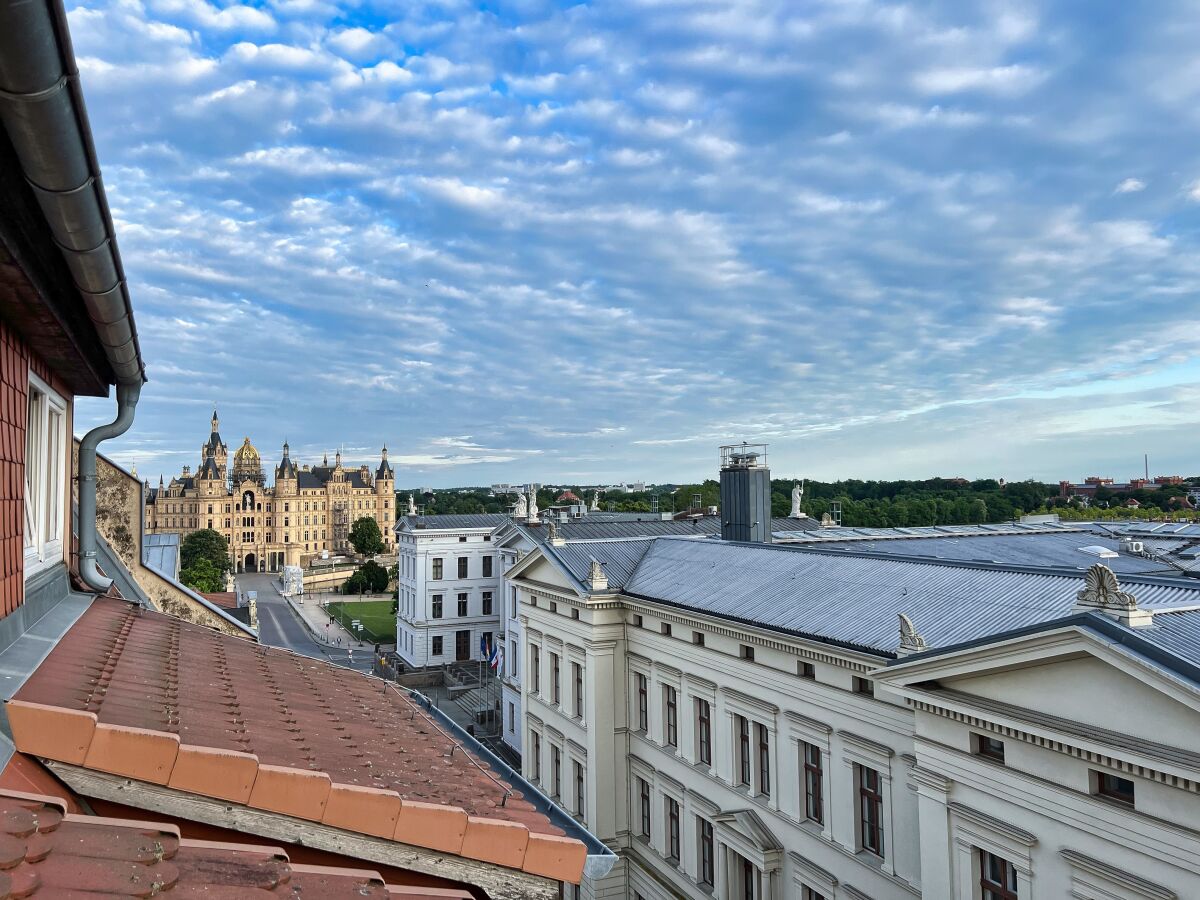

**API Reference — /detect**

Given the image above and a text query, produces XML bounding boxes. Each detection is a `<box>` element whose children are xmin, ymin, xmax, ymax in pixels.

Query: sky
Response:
<box><xmin>70</xmin><ymin>0</ymin><xmax>1200</xmax><ymax>488</ymax></box>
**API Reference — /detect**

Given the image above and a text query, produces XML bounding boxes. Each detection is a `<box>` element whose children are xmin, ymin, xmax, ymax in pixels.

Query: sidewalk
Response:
<box><xmin>284</xmin><ymin>593</ymin><xmax>364</xmax><ymax>650</ymax></box>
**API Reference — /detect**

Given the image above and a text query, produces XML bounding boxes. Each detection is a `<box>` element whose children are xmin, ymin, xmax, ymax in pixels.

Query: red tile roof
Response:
<box><xmin>0</xmin><ymin>788</ymin><xmax>473</xmax><ymax>897</ymax></box>
<box><xmin>199</xmin><ymin>591</ymin><xmax>238</xmax><ymax>610</ymax></box>
<box><xmin>8</xmin><ymin>598</ymin><xmax>586</xmax><ymax>883</ymax></box>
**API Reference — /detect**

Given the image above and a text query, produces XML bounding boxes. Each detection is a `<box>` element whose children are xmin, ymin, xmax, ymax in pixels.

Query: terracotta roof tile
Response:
<box><xmin>0</xmin><ymin>789</ymin><xmax>470</xmax><ymax>897</ymax></box>
<box><xmin>9</xmin><ymin>599</ymin><xmax>586</xmax><ymax>883</ymax></box>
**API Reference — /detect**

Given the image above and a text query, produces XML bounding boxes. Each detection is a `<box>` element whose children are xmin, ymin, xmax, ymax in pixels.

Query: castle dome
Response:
<box><xmin>234</xmin><ymin>437</ymin><xmax>260</xmax><ymax>464</ymax></box>
<box><xmin>231</xmin><ymin>437</ymin><xmax>265</xmax><ymax>486</ymax></box>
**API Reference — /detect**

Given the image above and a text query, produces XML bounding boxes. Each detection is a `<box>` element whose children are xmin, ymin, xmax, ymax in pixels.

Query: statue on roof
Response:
<box><xmin>406</xmin><ymin>493</ymin><xmax>417</xmax><ymax>516</ymax></box>
<box><xmin>526</xmin><ymin>484</ymin><xmax>539</xmax><ymax>523</ymax></box>
<box><xmin>513</xmin><ymin>491</ymin><xmax>527</xmax><ymax>519</ymax></box>
<box><xmin>790</xmin><ymin>479</ymin><xmax>807</xmax><ymax>518</ymax></box>
<box><xmin>590</xmin><ymin>490</ymin><xmax>600</xmax><ymax>512</ymax></box>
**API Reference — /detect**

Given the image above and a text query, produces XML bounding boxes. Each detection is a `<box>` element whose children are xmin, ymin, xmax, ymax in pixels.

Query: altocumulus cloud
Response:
<box><xmin>69</xmin><ymin>0</ymin><xmax>1200</xmax><ymax>485</ymax></box>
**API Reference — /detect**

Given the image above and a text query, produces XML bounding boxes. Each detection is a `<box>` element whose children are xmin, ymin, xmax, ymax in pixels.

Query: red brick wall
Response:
<box><xmin>0</xmin><ymin>317</ymin><xmax>30</xmax><ymax>616</ymax></box>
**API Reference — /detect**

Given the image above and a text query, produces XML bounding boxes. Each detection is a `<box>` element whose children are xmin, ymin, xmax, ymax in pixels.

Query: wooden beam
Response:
<box><xmin>45</xmin><ymin>761</ymin><xmax>561</xmax><ymax>900</ymax></box>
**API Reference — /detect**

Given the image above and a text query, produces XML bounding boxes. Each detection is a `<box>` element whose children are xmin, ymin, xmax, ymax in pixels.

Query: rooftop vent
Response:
<box><xmin>1078</xmin><ymin>545</ymin><xmax>1119</xmax><ymax>559</ymax></box>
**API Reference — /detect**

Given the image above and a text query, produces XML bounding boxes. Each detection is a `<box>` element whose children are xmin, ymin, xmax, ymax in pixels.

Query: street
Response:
<box><xmin>237</xmin><ymin>572</ymin><xmax>374</xmax><ymax>673</ymax></box>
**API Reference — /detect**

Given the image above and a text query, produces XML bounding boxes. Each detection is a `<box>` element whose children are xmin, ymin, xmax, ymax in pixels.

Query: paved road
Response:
<box><xmin>237</xmin><ymin>573</ymin><xmax>372</xmax><ymax>673</ymax></box>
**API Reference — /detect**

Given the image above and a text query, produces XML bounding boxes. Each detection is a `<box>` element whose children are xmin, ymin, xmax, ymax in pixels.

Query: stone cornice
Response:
<box><xmin>949</xmin><ymin>801</ymin><xmax>1038</xmax><ymax>847</ymax></box>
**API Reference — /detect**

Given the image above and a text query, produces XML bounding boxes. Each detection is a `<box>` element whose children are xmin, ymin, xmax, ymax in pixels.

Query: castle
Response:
<box><xmin>145</xmin><ymin>410</ymin><xmax>395</xmax><ymax>571</ymax></box>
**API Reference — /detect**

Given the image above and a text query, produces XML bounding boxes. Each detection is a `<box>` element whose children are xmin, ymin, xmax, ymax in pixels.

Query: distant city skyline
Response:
<box><xmin>70</xmin><ymin>1</ymin><xmax>1200</xmax><ymax>486</ymax></box>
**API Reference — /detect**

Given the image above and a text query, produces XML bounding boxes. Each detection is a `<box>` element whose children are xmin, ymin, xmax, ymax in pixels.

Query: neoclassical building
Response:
<box><xmin>146</xmin><ymin>411</ymin><xmax>395</xmax><ymax>571</ymax></box>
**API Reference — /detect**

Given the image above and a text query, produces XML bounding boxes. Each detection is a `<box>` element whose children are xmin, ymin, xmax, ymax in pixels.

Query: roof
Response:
<box><xmin>397</xmin><ymin>514</ymin><xmax>509</xmax><ymax>532</ymax></box>
<box><xmin>621</xmin><ymin>538</ymin><xmax>1200</xmax><ymax>657</ymax></box>
<box><xmin>794</xmin><ymin>529</ymin><xmax>1188</xmax><ymax>578</ymax></box>
<box><xmin>510</xmin><ymin>515</ymin><xmax>815</xmax><ymax>543</ymax></box>
<box><xmin>298</xmin><ymin>467</ymin><xmax>371</xmax><ymax>490</ymax></box>
<box><xmin>0</xmin><ymin>788</ymin><xmax>472</xmax><ymax>897</ymax></box>
<box><xmin>8</xmin><ymin>598</ymin><xmax>589</xmax><ymax>883</ymax></box>
<box><xmin>550</xmin><ymin>539</ymin><xmax>660</xmax><ymax>591</ymax></box>
<box><xmin>141</xmin><ymin>532</ymin><xmax>180</xmax><ymax>579</ymax></box>
<box><xmin>199</xmin><ymin>591</ymin><xmax>238</xmax><ymax>611</ymax></box>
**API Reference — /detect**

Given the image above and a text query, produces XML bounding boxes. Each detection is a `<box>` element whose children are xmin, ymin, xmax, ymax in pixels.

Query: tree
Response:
<box><xmin>181</xmin><ymin>529</ymin><xmax>229</xmax><ymax>575</ymax></box>
<box><xmin>359</xmin><ymin>560</ymin><xmax>390</xmax><ymax>593</ymax></box>
<box><xmin>180</xmin><ymin>556</ymin><xmax>225</xmax><ymax>593</ymax></box>
<box><xmin>349</xmin><ymin>516</ymin><xmax>384</xmax><ymax>556</ymax></box>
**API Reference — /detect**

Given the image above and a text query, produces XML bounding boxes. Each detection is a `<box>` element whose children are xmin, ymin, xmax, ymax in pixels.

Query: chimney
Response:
<box><xmin>719</xmin><ymin>442</ymin><xmax>772</xmax><ymax>543</ymax></box>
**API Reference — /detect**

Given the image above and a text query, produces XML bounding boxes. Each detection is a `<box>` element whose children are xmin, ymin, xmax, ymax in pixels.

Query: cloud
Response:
<box><xmin>67</xmin><ymin>0</ymin><xmax>1200</xmax><ymax>485</ymax></box>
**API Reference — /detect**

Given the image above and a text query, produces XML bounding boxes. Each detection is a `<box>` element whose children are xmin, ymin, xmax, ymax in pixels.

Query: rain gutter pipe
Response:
<box><xmin>0</xmin><ymin>0</ymin><xmax>147</xmax><ymax>591</ymax></box>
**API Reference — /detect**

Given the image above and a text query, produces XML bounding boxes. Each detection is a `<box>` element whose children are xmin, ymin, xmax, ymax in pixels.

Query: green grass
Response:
<box><xmin>325</xmin><ymin>599</ymin><xmax>396</xmax><ymax>643</ymax></box>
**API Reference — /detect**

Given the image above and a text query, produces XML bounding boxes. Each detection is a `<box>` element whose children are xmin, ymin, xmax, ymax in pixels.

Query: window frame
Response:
<box><xmin>858</xmin><ymin>765</ymin><xmax>884</xmax><ymax>857</ymax></box>
<box><xmin>803</xmin><ymin>741</ymin><xmax>823</xmax><ymax>824</ymax></box>
<box><xmin>638</xmin><ymin>778</ymin><xmax>651</xmax><ymax>838</ymax></box>
<box><xmin>698</xmin><ymin>818</ymin><xmax>714</xmax><ymax>887</ymax></box>
<box><xmin>23</xmin><ymin>373</ymin><xmax>67</xmax><ymax>577</ymax></box>
<box><xmin>665</xmin><ymin>686</ymin><xmax>678</xmax><ymax>748</ymax></box>
<box><xmin>666</xmin><ymin>797</ymin><xmax>680</xmax><ymax>863</ymax></box>
<box><xmin>756</xmin><ymin>722</ymin><xmax>770</xmax><ymax>797</ymax></box>
<box><xmin>737</xmin><ymin>715</ymin><xmax>751</xmax><ymax>786</ymax></box>
<box><xmin>697</xmin><ymin>698</ymin><xmax>712</xmax><ymax>766</ymax></box>
<box><xmin>431</xmin><ymin>557</ymin><xmax>443</xmax><ymax>579</ymax></box>
<box><xmin>636</xmin><ymin>672</ymin><xmax>648</xmax><ymax>732</ymax></box>
<box><xmin>979</xmin><ymin>848</ymin><xmax>1019</xmax><ymax>900</ymax></box>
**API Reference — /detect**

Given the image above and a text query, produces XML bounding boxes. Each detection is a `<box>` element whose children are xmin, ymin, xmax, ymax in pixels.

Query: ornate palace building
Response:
<box><xmin>145</xmin><ymin>411</ymin><xmax>395</xmax><ymax>571</ymax></box>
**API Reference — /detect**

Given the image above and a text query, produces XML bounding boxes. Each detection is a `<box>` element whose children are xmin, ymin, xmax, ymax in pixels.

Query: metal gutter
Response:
<box><xmin>0</xmin><ymin>0</ymin><xmax>148</xmax><ymax>592</ymax></box>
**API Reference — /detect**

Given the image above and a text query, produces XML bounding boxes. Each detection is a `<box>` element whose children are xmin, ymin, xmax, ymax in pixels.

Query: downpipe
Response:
<box><xmin>77</xmin><ymin>380</ymin><xmax>140</xmax><ymax>591</ymax></box>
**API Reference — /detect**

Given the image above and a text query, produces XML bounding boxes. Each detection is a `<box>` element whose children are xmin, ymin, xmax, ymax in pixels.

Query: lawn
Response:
<box><xmin>325</xmin><ymin>599</ymin><xmax>396</xmax><ymax>643</ymax></box>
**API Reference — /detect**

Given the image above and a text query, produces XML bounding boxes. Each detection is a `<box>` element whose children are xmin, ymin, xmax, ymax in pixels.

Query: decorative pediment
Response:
<box><xmin>1073</xmin><ymin>564</ymin><xmax>1153</xmax><ymax>627</ymax></box>
<box><xmin>897</xmin><ymin>612</ymin><xmax>928</xmax><ymax>655</ymax></box>
<box><xmin>713</xmin><ymin>808</ymin><xmax>783</xmax><ymax>871</ymax></box>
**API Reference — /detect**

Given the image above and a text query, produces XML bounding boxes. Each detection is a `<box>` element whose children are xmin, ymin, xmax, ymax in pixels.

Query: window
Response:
<box><xmin>853</xmin><ymin>676</ymin><xmax>874</xmax><ymax>696</ymax></box>
<box><xmin>457</xmin><ymin>594</ymin><xmax>468</xmax><ymax>616</ymax></box>
<box><xmin>661</xmin><ymin>623</ymin><xmax>672</xmax><ymax>636</ymax></box>
<box><xmin>803</xmin><ymin>742</ymin><xmax>823</xmax><ymax>823</ymax></box>
<box><xmin>574</xmin><ymin>760</ymin><xmax>585</xmax><ymax>817</ymax></box>
<box><xmin>457</xmin><ymin>557</ymin><xmax>468</xmax><ymax>578</ymax></box>
<box><xmin>632</xmin><ymin>614</ymin><xmax>643</xmax><ymax>628</ymax></box>
<box><xmin>572</xmin><ymin>662</ymin><xmax>583</xmax><ymax>718</ymax></box>
<box><xmin>531</xmin><ymin>732</ymin><xmax>541</xmax><ymax>781</ymax></box>
<box><xmin>482</xmin><ymin>591</ymin><xmax>493</xmax><ymax>615</ymax></box>
<box><xmin>530</xmin><ymin>644</ymin><xmax>541</xmax><ymax>693</ymax></box>
<box><xmin>431</xmin><ymin>636</ymin><xmax>443</xmax><ymax>656</ymax></box>
<box><xmin>756</xmin><ymin>723</ymin><xmax>770</xmax><ymax>796</ymax></box>
<box><xmin>432</xmin><ymin>558</ymin><xmax>443</xmax><ymax>579</ymax></box>
<box><xmin>664</xmin><ymin>687</ymin><xmax>678</xmax><ymax>748</ymax></box>
<box><xmin>638</xmin><ymin>778</ymin><xmax>651</xmax><ymax>838</ymax></box>
<box><xmin>858</xmin><ymin>766</ymin><xmax>884</xmax><ymax>857</ymax></box>
<box><xmin>550</xmin><ymin>652</ymin><xmax>561</xmax><ymax>704</ymax></box>
<box><xmin>636</xmin><ymin>673</ymin><xmax>648</xmax><ymax>731</ymax></box>
<box><xmin>697</xmin><ymin>699</ymin><xmax>711</xmax><ymax>765</ymax></box>
<box><xmin>740</xmin><ymin>644</ymin><xmax>755</xmax><ymax>661</ymax></box>
<box><xmin>979</xmin><ymin>849</ymin><xmax>1018</xmax><ymax>900</ymax></box>
<box><xmin>431</xmin><ymin>595</ymin><xmax>443</xmax><ymax>619</ymax></box>
<box><xmin>692</xmin><ymin>631</ymin><xmax>705</xmax><ymax>646</ymax></box>
<box><xmin>666</xmin><ymin>797</ymin><xmax>680</xmax><ymax>862</ymax></box>
<box><xmin>483</xmin><ymin>555</ymin><xmax>493</xmax><ymax>577</ymax></box>
<box><xmin>698</xmin><ymin>819</ymin><xmax>714</xmax><ymax>887</ymax></box>
<box><xmin>798</xmin><ymin>661</ymin><xmax>815</xmax><ymax>679</ymax></box>
<box><xmin>551</xmin><ymin>745</ymin><xmax>561</xmax><ymax>798</ymax></box>
<box><xmin>736</xmin><ymin>715</ymin><xmax>751</xmax><ymax>786</ymax></box>
<box><xmin>458</xmin><ymin>535</ymin><xmax>467</xmax><ymax>542</ymax></box>
<box><xmin>507</xmin><ymin>702</ymin><xmax>515</xmax><ymax>732</ymax></box>
<box><xmin>510</xmin><ymin>587</ymin><xmax>518</xmax><ymax>617</ymax></box>
<box><xmin>1094</xmin><ymin>771</ymin><xmax>1135</xmax><ymax>806</ymax></box>
<box><xmin>24</xmin><ymin>375</ymin><xmax>66</xmax><ymax>575</ymax></box>
<box><xmin>975</xmin><ymin>734</ymin><xmax>1005</xmax><ymax>763</ymax></box>
<box><xmin>802</xmin><ymin>890</ymin><xmax>827</xmax><ymax>900</ymax></box>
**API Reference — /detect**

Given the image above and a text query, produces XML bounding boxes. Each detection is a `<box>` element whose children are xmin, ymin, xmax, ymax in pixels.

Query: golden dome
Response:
<box><xmin>233</xmin><ymin>437</ymin><xmax>260</xmax><ymax>463</ymax></box>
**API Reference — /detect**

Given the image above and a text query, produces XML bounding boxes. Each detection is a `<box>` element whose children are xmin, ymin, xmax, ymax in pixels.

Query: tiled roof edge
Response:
<box><xmin>3</xmin><ymin>700</ymin><xmax>587</xmax><ymax>884</ymax></box>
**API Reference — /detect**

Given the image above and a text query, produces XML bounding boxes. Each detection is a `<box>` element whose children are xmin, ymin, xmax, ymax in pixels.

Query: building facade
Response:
<box><xmin>509</xmin><ymin>535</ymin><xmax>1200</xmax><ymax>900</ymax></box>
<box><xmin>145</xmin><ymin>411</ymin><xmax>395</xmax><ymax>571</ymax></box>
<box><xmin>394</xmin><ymin>513</ymin><xmax>508</xmax><ymax>668</ymax></box>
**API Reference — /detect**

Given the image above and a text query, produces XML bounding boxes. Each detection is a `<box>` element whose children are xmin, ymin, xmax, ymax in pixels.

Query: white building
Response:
<box><xmin>393</xmin><ymin>513</ymin><xmax>508</xmax><ymax>668</ymax></box>
<box><xmin>508</xmin><ymin>534</ymin><xmax>1200</xmax><ymax>900</ymax></box>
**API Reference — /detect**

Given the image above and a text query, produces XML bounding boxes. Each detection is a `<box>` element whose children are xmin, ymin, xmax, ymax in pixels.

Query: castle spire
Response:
<box><xmin>211</xmin><ymin>408</ymin><xmax>219</xmax><ymax>433</ymax></box>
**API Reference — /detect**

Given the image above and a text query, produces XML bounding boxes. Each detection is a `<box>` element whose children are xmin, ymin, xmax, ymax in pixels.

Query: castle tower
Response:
<box><xmin>202</xmin><ymin>409</ymin><xmax>228</xmax><ymax>478</ymax></box>
<box><xmin>274</xmin><ymin>440</ymin><xmax>298</xmax><ymax>497</ymax></box>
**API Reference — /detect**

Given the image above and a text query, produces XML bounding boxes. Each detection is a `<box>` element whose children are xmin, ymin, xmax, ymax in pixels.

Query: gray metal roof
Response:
<box><xmin>551</xmin><ymin>539</ymin><xmax>660</xmax><ymax>591</ymax></box>
<box><xmin>142</xmin><ymin>532</ymin><xmax>180</xmax><ymax>579</ymax></box>
<box><xmin>622</xmin><ymin>538</ymin><xmax>1200</xmax><ymax>658</ymax></box>
<box><xmin>798</xmin><ymin>530</ymin><xmax>1186</xmax><ymax>578</ymax></box>
<box><xmin>774</xmin><ymin>522</ymin><xmax>1083</xmax><ymax>542</ymax></box>
<box><xmin>397</xmin><ymin>513</ymin><xmax>509</xmax><ymax>531</ymax></box>
<box><xmin>514</xmin><ymin>516</ymin><xmax>817</xmax><ymax>543</ymax></box>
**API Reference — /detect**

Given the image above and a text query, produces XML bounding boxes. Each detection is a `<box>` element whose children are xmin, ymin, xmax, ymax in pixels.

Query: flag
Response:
<box><xmin>490</xmin><ymin>644</ymin><xmax>502</xmax><ymax>670</ymax></box>
<box><xmin>480</xmin><ymin>634</ymin><xmax>489</xmax><ymax>658</ymax></box>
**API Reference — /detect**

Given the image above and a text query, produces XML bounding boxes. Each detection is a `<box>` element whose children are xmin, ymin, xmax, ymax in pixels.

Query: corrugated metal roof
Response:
<box><xmin>551</xmin><ymin>539</ymin><xmax>658</xmax><ymax>590</ymax></box>
<box><xmin>142</xmin><ymin>531</ymin><xmax>180</xmax><ymax>578</ymax></box>
<box><xmin>774</xmin><ymin>522</ymin><xmax>1084</xmax><ymax>542</ymax></box>
<box><xmin>517</xmin><ymin>516</ymin><xmax>816</xmax><ymax>543</ymax></box>
<box><xmin>623</xmin><ymin>539</ymin><xmax>1200</xmax><ymax>657</ymax></box>
<box><xmin>396</xmin><ymin>513</ymin><xmax>509</xmax><ymax>531</ymax></box>
<box><xmin>1136</xmin><ymin>609</ymin><xmax>1200</xmax><ymax>662</ymax></box>
<box><xmin>796</xmin><ymin>531</ymin><xmax>1182</xmax><ymax>577</ymax></box>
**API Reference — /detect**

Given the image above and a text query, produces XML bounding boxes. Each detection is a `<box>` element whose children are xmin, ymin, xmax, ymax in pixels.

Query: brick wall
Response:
<box><xmin>0</xmin><ymin>318</ymin><xmax>30</xmax><ymax>616</ymax></box>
